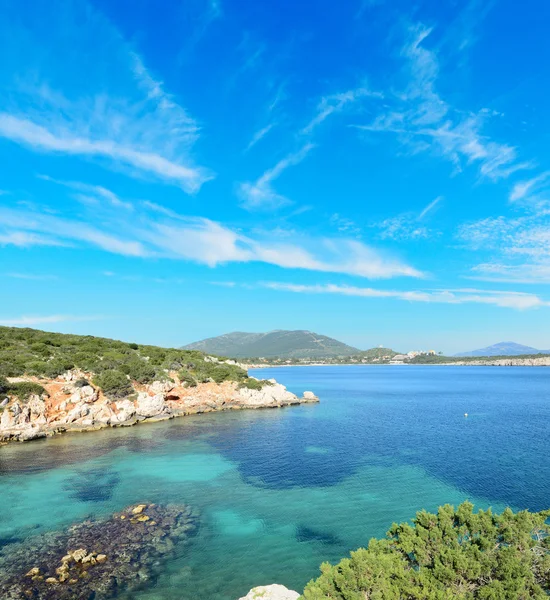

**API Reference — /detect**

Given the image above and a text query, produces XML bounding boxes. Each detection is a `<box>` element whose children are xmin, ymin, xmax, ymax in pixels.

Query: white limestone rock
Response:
<box><xmin>238</xmin><ymin>584</ymin><xmax>300</xmax><ymax>600</ymax></box>
<box><xmin>149</xmin><ymin>380</ymin><xmax>174</xmax><ymax>395</ymax></box>
<box><xmin>64</xmin><ymin>403</ymin><xmax>89</xmax><ymax>424</ymax></box>
<box><xmin>239</xmin><ymin>382</ymin><xmax>299</xmax><ymax>407</ymax></box>
<box><xmin>114</xmin><ymin>399</ymin><xmax>136</xmax><ymax>423</ymax></box>
<box><xmin>136</xmin><ymin>392</ymin><xmax>166</xmax><ymax>418</ymax></box>
<box><xmin>1</xmin><ymin>407</ymin><xmax>14</xmax><ymax>428</ymax></box>
<box><xmin>69</xmin><ymin>385</ymin><xmax>97</xmax><ymax>404</ymax></box>
<box><xmin>18</xmin><ymin>424</ymin><xmax>47</xmax><ymax>441</ymax></box>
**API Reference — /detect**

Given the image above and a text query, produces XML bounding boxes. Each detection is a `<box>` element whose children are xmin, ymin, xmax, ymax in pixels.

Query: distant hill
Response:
<box><xmin>360</xmin><ymin>347</ymin><xmax>399</xmax><ymax>359</ymax></box>
<box><xmin>183</xmin><ymin>330</ymin><xmax>361</xmax><ymax>359</ymax></box>
<box><xmin>454</xmin><ymin>341</ymin><xmax>549</xmax><ymax>357</ymax></box>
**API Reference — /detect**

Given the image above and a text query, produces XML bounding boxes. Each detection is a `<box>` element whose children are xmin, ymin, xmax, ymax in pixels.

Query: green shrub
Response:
<box><xmin>93</xmin><ymin>370</ymin><xmax>133</xmax><ymax>399</ymax></box>
<box><xmin>302</xmin><ymin>502</ymin><xmax>550</xmax><ymax>599</ymax></box>
<box><xmin>0</xmin><ymin>376</ymin><xmax>8</xmax><ymax>394</ymax></box>
<box><xmin>8</xmin><ymin>382</ymin><xmax>48</xmax><ymax>401</ymax></box>
<box><xmin>120</xmin><ymin>360</ymin><xmax>157</xmax><ymax>384</ymax></box>
<box><xmin>178</xmin><ymin>369</ymin><xmax>197</xmax><ymax>387</ymax></box>
<box><xmin>42</xmin><ymin>359</ymin><xmax>75</xmax><ymax>379</ymax></box>
<box><xmin>238</xmin><ymin>378</ymin><xmax>272</xmax><ymax>391</ymax></box>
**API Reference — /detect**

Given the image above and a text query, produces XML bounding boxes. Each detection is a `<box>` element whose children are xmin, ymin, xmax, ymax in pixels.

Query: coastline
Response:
<box><xmin>0</xmin><ymin>374</ymin><xmax>319</xmax><ymax>445</ymax></box>
<box><xmin>249</xmin><ymin>358</ymin><xmax>550</xmax><ymax>368</ymax></box>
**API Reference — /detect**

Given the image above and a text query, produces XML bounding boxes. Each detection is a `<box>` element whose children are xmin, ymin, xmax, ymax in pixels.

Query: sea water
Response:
<box><xmin>1</xmin><ymin>366</ymin><xmax>549</xmax><ymax>599</ymax></box>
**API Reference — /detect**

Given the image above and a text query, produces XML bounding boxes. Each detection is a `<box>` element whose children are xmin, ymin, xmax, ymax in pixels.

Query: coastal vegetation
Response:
<box><xmin>0</xmin><ymin>326</ymin><xmax>269</xmax><ymax>400</ymax></box>
<box><xmin>302</xmin><ymin>502</ymin><xmax>550</xmax><ymax>599</ymax></box>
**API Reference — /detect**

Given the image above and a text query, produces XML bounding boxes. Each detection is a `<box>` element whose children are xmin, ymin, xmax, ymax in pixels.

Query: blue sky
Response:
<box><xmin>1</xmin><ymin>0</ymin><xmax>550</xmax><ymax>354</ymax></box>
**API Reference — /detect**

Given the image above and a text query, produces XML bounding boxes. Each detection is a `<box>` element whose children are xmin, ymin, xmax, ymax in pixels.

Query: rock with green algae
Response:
<box><xmin>238</xmin><ymin>584</ymin><xmax>300</xmax><ymax>600</ymax></box>
<box><xmin>0</xmin><ymin>502</ymin><xmax>198</xmax><ymax>600</ymax></box>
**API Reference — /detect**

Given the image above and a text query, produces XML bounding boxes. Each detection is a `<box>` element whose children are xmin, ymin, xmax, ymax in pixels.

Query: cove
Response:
<box><xmin>1</xmin><ymin>365</ymin><xmax>548</xmax><ymax>599</ymax></box>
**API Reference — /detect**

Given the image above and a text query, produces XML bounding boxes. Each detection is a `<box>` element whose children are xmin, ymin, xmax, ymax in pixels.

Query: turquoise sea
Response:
<box><xmin>1</xmin><ymin>366</ymin><xmax>549</xmax><ymax>599</ymax></box>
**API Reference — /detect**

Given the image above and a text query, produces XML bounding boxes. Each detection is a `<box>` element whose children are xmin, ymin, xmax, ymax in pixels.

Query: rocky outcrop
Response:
<box><xmin>0</xmin><ymin>503</ymin><xmax>197</xmax><ymax>599</ymax></box>
<box><xmin>0</xmin><ymin>373</ymin><xmax>319</xmax><ymax>444</ymax></box>
<box><xmin>238</xmin><ymin>584</ymin><xmax>300</xmax><ymax>600</ymax></box>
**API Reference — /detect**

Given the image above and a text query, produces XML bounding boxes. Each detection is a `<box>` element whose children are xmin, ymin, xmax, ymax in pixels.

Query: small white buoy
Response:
<box><xmin>464</xmin><ymin>413</ymin><xmax>468</xmax><ymax>417</ymax></box>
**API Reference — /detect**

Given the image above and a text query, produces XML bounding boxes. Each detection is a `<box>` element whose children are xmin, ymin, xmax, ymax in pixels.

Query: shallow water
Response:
<box><xmin>1</xmin><ymin>366</ymin><xmax>549</xmax><ymax>598</ymax></box>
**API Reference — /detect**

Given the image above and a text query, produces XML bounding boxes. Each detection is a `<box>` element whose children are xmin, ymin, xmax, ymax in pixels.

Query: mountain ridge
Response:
<box><xmin>454</xmin><ymin>341</ymin><xmax>549</xmax><ymax>357</ymax></box>
<box><xmin>183</xmin><ymin>330</ymin><xmax>361</xmax><ymax>359</ymax></box>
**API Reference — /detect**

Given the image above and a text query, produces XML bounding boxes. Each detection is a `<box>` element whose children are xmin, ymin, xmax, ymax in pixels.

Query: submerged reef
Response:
<box><xmin>0</xmin><ymin>503</ymin><xmax>198</xmax><ymax>599</ymax></box>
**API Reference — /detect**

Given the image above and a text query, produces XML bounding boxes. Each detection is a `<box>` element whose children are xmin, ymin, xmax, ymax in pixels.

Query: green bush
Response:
<box><xmin>120</xmin><ymin>360</ymin><xmax>157</xmax><ymax>384</ymax></box>
<box><xmin>238</xmin><ymin>378</ymin><xmax>272</xmax><ymax>391</ymax></box>
<box><xmin>0</xmin><ymin>376</ymin><xmax>8</xmax><ymax>394</ymax></box>
<box><xmin>8</xmin><ymin>382</ymin><xmax>48</xmax><ymax>401</ymax></box>
<box><xmin>178</xmin><ymin>369</ymin><xmax>197</xmax><ymax>387</ymax></box>
<box><xmin>93</xmin><ymin>370</ymin><xmax>133</xmax><ymax>399</ymax></box>
<box><xmin>42</xmin><ymin>359</ymin><xmax>75</xmax><ymax>379</ymax></box>
<box><xmin>302</xmin><ymin>502</ymin><xmax>550</xmax><ymax>599</ymax></box>
<box><xmin>0</xmin><ymin>325</ymin><xmax>253</xmax><ymax>390</ymax></box>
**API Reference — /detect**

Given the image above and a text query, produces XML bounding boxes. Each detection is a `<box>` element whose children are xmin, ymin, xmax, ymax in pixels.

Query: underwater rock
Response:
<box><xmin>63</xmin><ymin>467</ymin><xmax>121</xmax><ymax>503</ymax></box>
<box><xmin>0</xmin><ymin>502</ymin><xmax>198</xmax><ymax>599</ymax></box>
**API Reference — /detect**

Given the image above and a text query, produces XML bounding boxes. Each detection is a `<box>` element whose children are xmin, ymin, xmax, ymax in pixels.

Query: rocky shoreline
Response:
<box><xmin>0</xmin><ymin>371</ymin><xmax>319</xmax><ymax>444</ymax></box>
<box><xmin>0</xmin><ymin>503</ymin><xmax>197</xmax><ymax>599</ymax></box>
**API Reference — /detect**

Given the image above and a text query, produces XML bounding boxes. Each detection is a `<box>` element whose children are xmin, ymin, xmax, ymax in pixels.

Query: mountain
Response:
<box><xmin>183</xmin><ymin>330</ymin><xmax>361</xmax><ymax>359</ymax></box>
<box><xmin>454</xmin><ymin>341</ymin><xmax>549</xmax><ymax>357</ymax></box>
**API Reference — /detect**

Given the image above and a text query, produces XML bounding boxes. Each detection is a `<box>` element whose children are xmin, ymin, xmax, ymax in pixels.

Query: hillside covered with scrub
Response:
<box><xmin>0</xmin><ymin>326</ymin><xmax>265</xmax><ymax>401</ymax></box>
<box><xmin>0</xmin><ymin>326</ymin><xmax>318</xmax><ymax>443</ymax></box>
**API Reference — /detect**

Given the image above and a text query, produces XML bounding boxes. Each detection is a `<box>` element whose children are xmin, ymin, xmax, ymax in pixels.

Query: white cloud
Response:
<box><xmin>352</xmin><ymin>24</ymin><xmax>530</xmax><ymax>181</ymax></box>
<box><xmin>375</xmin><ymin>197</ymin><xmax>442</xmax><ymax>241</ymax></box>
<box><xmin>263</xmin><ymin>282</ymin><xmax>548</xmax><ymax>310</ymax></box>
<box><xmin>376</xmin><ymin>215</ymin><xmax>431</xmax><ymax>241</ymax></box>
<box><xmin>0</xmin><ymin>4</ymin><xmax>211</xmax><ymax>193</ymax></box>
<box><xmin>0</xmin><ymin>202</ymin><xmax>422</xmax><ymax>279</ymax></box>
<box><xmin>0</xmin><ymin>114</ymin><xmax>211</xmax><ymax>193</ymax></box>
<box><xmin>301</xmin><ymin>87</ymin><xmax>382</xmax><ymax>135</ymax></box>
<box><xmin>458</xmin><ymin>212</ymin><xmax>550</xmax><ymax>283</ymax></box>
<box><xmin>39</xmin><ymin>175</ymin><xmax>133</xmax><ymax>210</ymax></box>
<box><xmin>238</xmin><ymin>143</ymin><xmax>315</xmax><ymax>210</ymax></box>
<box><xmin>0</xmin><ymin>207</ymin><xmax>147</xmax><ymax>256</ymax></box>
<box><xmin>245</xmin><ymin>123</ymin><xmax>276</xmax><ymax>152</ymax></box>
<box><xmin>419</xmin><ymin>195</ymin><xmax>443</xmax><ymax>219</ymax></box>
<box><xmin>509</xmin><ymin>171</ymin><xmax>550</xmax><ymax>203</ymax></box>
<box><xmin>0</xmin><ymin>231</ymin><xmax>69</xmax><ymax>248</ymax></box>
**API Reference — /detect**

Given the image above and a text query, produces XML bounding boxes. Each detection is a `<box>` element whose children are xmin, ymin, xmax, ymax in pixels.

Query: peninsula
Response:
<box><xmin>0</xmin><ymin>326</ymin><xmax>318</xmax><ymax>444</ymax></box>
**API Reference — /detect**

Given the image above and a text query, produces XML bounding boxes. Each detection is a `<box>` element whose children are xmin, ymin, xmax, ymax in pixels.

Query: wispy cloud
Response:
<box><xmin>0</xmin><ymin>207</ymin><xmax>147</xmax><ymax>256</ymax></box>
<box><xmin>376</xmin><ymin>215</ymin><xmax>432</xmax><ymax>241</ymax></box>
<box><xmin>458</xmin><ymin>212</ymin><xmax>550</xmax><ymax>283</ymax></box>
<box><xmin>0</xmin><ymin>114</ymin><xmax>211</xmax><ymax>193</ymax></box>
<box><xmin>238</xmin><ymin>143</ymin><xmax>315</xmax><ymax>210</ymax></box>
<box><xmin>0</xmin><ymin>231</ymin><xmax>69</xmax><ymax>248</ymax></box>
<box><xmin>509</xmin><ymin>171</ymin><xmax>550</xmax><ymax>203</ymax></box>
<box><xmin>419</xmin><ymin>195</ymin><xmax>442</xmax><ymax>219</ymax></box>
<box><xmin>38</xmin><ymin>175</ymin><xmax>133</xmax><ymax>210</ymax></box>
<box><xmin>0</xmin><ymin>201</ymin><xmax>422</xmax><ymax>279</ymax></box>
<box><xmin>0</xmin><ymin>4</ymin><xmax>212</xmax><ymax>193</ymax></box>
<box><xmin>352</xmin><ymin>24</ymin><xmax>530</xmax><ymax>181</ymax></box>
<box><xmin>301</xmin><ymin>87</ymin><xmax>382</xmax><ymax>135</ymax></box>
<box><xmin>245</xmin><ymin>123</ymin><xmax>276</xmax><ymax>152</ymax></box>
<box><xmin>375</xmin><ymin>196</ymin><xmax>442</xmax><ymax>241</ymax></box>
<box><xmin>0</xmin><ymin>314</ymin><xmax>105</xmax><ymax>326</ymax></box>
<box><xmin>263</xmin><ymin>282</ymin><xmax>548</xmax><ymax>310</ymax></box>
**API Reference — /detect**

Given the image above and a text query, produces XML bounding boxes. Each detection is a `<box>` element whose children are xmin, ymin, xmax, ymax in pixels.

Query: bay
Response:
<box><xmin>1</xmin><ymin>366</ymin><xmax>549</xmax><ymax>599</ymax></box>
